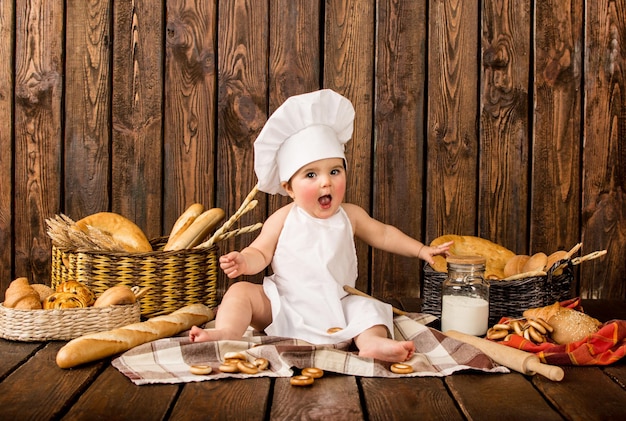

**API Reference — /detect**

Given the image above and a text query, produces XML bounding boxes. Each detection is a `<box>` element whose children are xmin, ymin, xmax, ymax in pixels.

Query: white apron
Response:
<box><xmin>263</xmin><ymin>205</ymin><xmax>394</xmax><ymax>344</ymax></box>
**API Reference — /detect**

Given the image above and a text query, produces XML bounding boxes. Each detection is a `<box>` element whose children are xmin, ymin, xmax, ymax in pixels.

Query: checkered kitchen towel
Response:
<box><xmin>112</xmin><ymin>313</ymin><xmax>508</xmax><ymax>385</ymax></box>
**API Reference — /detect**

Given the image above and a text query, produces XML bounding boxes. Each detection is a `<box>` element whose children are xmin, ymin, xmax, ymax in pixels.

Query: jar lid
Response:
<box><xmin>446</xmin><ymin>255</ymin><xmax>486</xmax><ymax>265</ymax></box>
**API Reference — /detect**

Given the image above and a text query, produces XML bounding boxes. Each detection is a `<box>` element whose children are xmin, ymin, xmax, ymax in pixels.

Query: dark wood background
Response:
<box><xmin>1</xmin><ymin>0</ymin><xmax>624</xmax><ymax>304</ymax></box>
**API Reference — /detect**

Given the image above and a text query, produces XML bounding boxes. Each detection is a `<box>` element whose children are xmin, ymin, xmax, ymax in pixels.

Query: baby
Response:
<box><xmin>190</xmin><ymin>89</ymin><xmax>451</xmax><ymax>362</ymax></box>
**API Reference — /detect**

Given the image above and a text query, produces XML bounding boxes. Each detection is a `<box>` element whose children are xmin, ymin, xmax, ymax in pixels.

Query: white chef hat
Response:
<box><xmin>254</xmin><ymin>89</ymin><xmax>355</xmax><ymax>195</ymax></box>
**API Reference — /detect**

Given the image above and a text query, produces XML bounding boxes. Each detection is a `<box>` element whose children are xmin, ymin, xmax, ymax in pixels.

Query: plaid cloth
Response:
<box><xmin>497</xmin><ymin>298</ymin><xmax>626</xmax><ymax>366</ymax></box>
<box><xmin>112</xmin><ymin>313</ymin><xmax>508</xmax><ymax>385</ymax></box>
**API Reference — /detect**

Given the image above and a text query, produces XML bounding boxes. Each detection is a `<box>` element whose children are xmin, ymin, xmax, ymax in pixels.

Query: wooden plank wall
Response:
<box><xmin>1</xmin><ymin>0</ymin><xmax>624</xmax><ymax>304</ymax></box>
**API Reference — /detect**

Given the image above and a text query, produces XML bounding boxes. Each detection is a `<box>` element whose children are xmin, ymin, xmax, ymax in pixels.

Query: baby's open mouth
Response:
<box><xmin>318</xmin><ymin>195</ymin><xmax>332</xmax><ymax>207</ymax></box>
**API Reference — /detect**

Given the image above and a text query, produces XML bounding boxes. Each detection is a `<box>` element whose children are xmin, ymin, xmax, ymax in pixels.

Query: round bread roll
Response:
<box><xmin>94</xmin><ymin>285</ymin><xmax>136</xmax><ymax>307</ymax></box>
<box><xmin>31</xmin><ymin>284</ymin><xmax>55</xmax><ymax>302</ymax></box>
<box><xmin>522</xmin><ymin>252</ymin><xmax>548</xmax><ymax>273</ymax></box>
<box><xmin>76</xmin><ymin>212</ymin><xmax>152</xmax><ymax>253</ymax></box>
<box><xmin>503</xmin><ymin>255</ymin><xmax>530</xmax><ymax>278</ymax></box>
<box><xmin>545</xmin><ymin>250</ymin><xmax>568</xmax><ymax>275</ymax></box>
<box><xmin>548</xmin><ymin>307</ymin><xmax>601</xmax><ymax>344</ymax></box>
<box><xmin>56</xmin><ymin>280</ymin><xmax>96</xmax><ymax>306</ymax></box>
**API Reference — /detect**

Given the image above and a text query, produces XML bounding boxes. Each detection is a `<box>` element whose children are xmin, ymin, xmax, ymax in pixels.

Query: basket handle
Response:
<box><xmin>570</xmin><ymin>250</ymin><xmax>607</xmax><ymax>266</ymax></box>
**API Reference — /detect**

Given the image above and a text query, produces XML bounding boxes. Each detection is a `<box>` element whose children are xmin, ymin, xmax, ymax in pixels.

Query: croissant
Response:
<box><xmin>56</xmin><ymin>281</ymin><xmax>95</xmax><ymax>306</ymax></box>
<box><xmin>3</xmin><ymin>278</ymin><xmax>42</xmax><ymax>310</ymax></box>
<box><xmin>43</xmin><ymin>292</ymin><xmax>88</xmax><ymax>309</ymax></box>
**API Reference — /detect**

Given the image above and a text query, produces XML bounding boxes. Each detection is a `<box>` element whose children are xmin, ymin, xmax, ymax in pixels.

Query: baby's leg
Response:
<box><xmin>189</xmin><ymin>281</ymin><xmax>272</xmax><ymax>342</ymax></box>
<box><xmin>354</xmin><ymin>325</ymin><xmax>415</xmax><ymax>362</ymax></box>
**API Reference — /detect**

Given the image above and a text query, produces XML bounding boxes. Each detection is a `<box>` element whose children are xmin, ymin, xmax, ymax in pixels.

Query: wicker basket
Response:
<box><xmin>0</xmin><ymin>302</ymin><xmax>140</xmax><ymax>342</ymax></box>
<box><xmin>51</xmin><ymin>238</ymin><xmax>218</xmax><ymax>318</ymax></box>
<box><xmin>421</xmin><ymin>260</ymin><xmax>574</xmax><ymax>325</ymax></box>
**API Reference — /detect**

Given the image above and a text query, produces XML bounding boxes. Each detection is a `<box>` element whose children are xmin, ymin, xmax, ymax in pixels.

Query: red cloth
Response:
<box><xmin>497</xmin><ymin>298</ymin><xmax>626</xmax><ymax>366</ymax></box>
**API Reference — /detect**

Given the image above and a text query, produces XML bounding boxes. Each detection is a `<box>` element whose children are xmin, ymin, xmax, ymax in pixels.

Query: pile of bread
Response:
<box><xmin>430</xmin><ymin>235</ymin><xmax>579</xmax><ymax>280</ymax></box>
<box><xmin>486</xmin><ymin>302</ymin><xmax>602</xmax><ymax>345</ymax></box>
<box><xmin>46</xmin><ymin>204</ymin><xmax>226</xmax><ymax>253</ymax></box>
<box><xmin>2</xmin><ymin>277</ymin><xmax>139</xmax><ymax>310</ymax></box>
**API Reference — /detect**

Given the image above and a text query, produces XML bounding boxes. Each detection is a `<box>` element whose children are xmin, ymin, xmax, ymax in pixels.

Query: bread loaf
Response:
<box><xmin>76</xmin><ymin>212</ymin><xmax>152</xmax><ymax>253</ymax></box>
<box><xmin>430</xmin><ymin>235</ymin><xmax>515</xmax><ymax>279</ymax></box>
<box><xmin>93</xmin><ymin>285</ymin><xmax>136</xmax><ymax>307</ymax></box>
<box><xmin>163</xmin><ymin>203</ymin><xmax>205</xmax><ymax>250</ymax></box>
<box><xmin>56</xmin><ymin>304</ymin><xmax>214</xmax><ymax>368</ymax></box>
<box><xmin>163</xmin><ymin>208</ymin><xmax>225</xmax><ymax>251</ymax></box>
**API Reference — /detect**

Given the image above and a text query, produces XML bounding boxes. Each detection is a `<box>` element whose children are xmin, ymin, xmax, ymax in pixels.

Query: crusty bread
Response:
<box><xmin>547</xmin><ymin>307</ymin><xmax>601</xmax><ymax>344</ymax></box>
<box><xmin>163</xmin><ymin>208</ymin><xmax>225</xmax><ymax>251</ymax></box>
<box><xmin>76</xmin><ymin>212</ymin><xmax>152</xmax><ymax>253</ymax></box>
<box><xmin>163</xmin><ymin>203</ymin><xmax>205</xmax><ymax>250</ymax></box>
<box><xmin>430</xmin><ymin>235</ymin><xmax>515</xmax><ymax>279</ymax></box>
<box><xmin>523</xmin><ymin>302</ymin><xmax>561</xmax><ymax>322</ymax></box>
<box><xmin>56</xmin><ymin>304</ymin><xmax>214</xmax><ymax>368</ymax></box>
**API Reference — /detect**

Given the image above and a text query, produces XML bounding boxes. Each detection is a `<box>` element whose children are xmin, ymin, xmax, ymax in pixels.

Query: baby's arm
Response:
<box><xmin>344</xmin><ymin>203</ymin><xmax>451</xmax><ymax>264</ymax></box>
<box><xmin>219</xmin><ymin>204</ymin><xmax>291</xmax><ymax>278</ymax></box>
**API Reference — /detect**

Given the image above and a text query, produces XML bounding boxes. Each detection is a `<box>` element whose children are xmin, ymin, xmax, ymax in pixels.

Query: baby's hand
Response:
<box><xmin>219</xmin><ymin>251</ymin><xmax>247</xmax><ymax>279</ymax></box>
<box><xmin>419</xmin><ymin>241</ymin><xmax>453</xmax><ymax>265</ymax></box>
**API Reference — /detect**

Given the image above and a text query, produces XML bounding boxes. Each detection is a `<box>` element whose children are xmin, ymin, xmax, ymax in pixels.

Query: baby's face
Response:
<box><xmin>284</xmin><ymin>157</ymin><xmax>346</xmax><ymax>219</ymax></box>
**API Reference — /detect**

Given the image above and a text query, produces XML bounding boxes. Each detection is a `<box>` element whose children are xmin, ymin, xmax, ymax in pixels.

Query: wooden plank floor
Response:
<box><xmin>0</xmin><ymin>300</ymin><xmax>624</xmax><ymax>420</ymax></box>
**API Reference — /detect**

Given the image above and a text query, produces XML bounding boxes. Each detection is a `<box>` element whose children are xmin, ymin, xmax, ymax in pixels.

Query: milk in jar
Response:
<box><xmin>440</xmin><ymin>255</ymin><xmax>489</xmax><ymax>336</ymax></box>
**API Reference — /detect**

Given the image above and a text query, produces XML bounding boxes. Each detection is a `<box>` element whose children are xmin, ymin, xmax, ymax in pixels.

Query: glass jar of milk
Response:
<box><xmin>440</xmin><ymin>255</ymin><xmax>489</xmax><ymax>336</ymax></box>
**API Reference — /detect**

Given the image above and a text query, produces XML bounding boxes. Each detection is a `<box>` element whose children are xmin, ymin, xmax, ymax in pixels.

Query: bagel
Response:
<box><xmin>76</xmin><ymin>212</ymin><xmax>152</xmax><ymax>253</ymax></box>
<box><xmin>189</xmin><ymin>365</ymin><xmax>213</xmax><ymax>375</ymax></box>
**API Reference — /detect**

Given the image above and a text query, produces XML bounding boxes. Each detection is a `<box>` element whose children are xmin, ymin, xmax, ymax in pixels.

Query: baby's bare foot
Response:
<box><xmin>358</xmin><ymin>339</ymin><xmax>415</xmax><ymax>362</ymax></box>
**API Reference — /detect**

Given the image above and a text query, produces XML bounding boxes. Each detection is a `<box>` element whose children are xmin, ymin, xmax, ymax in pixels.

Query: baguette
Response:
<box><xmin>56</xmin><ymin>304</ymin><xmax>214</xmax><ymax>368</ymax></box>
<box><xmin>163</xmin><ymin>203</ymin><xmax>205</xmax><ymax>250</ymax></box>
<box><xmin>163</xmin><ymin>208</ymin><xmax>225</xmax><ymax>251</ymax></box>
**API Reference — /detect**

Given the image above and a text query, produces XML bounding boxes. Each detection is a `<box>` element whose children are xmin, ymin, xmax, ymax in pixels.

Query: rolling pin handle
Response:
<box><xmin>525</xmin><ymin>358</ymin><xmax>564</xmax><ymax>382</ymax></box>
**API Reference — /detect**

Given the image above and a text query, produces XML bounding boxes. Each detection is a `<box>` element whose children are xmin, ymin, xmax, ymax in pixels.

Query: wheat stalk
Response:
<box><xmin>196</xmin><ymin>184</ymin><xmax>259</xmax><ymax>248</ymax></box>
<box><xmin>209</xmin><ymin>222</ymin><xmax>263</xmax><ymax>244</ymax></box>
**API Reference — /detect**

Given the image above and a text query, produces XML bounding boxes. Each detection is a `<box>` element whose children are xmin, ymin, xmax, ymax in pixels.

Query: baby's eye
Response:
<box><xmin>306</xmin><ymin>172</ymin><xmax>316</xmax><ymax>178</ymax></box>
<box><xmin>330</xmin><ymin>168</ymin><xmax>341</xmax><ymax>175</ymax></box>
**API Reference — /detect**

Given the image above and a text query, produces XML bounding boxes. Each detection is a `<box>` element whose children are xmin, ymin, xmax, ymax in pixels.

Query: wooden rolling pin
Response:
<box><xmin>343</xmin><ymin>285</ymin><xmax>407</xmax><ymax>316</ymax></box>
<box><xmin>445</xmin><ymin>330</ymin><xmax>564</xmax><ymax>381</ymax></box>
